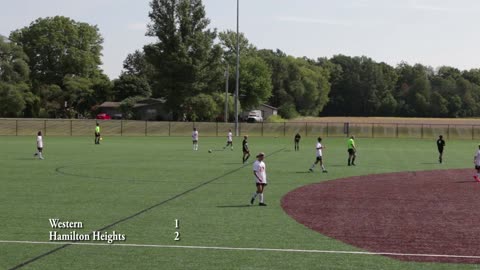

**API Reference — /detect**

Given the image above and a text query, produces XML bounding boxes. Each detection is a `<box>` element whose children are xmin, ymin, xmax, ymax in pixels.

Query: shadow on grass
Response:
<box><xmin>216</xmin><ymin>205</ymin><xmax>252</xmax><ymax>208</ymax></box>
<box><xmin>16</xmin><ymin>158</ymin><xmax>38</xmax><ymax>161</ymax></box>
<box><xmin>420</xmin><ymin>162</ymin><xmax>440</xmax><ymax>165</ymax></box>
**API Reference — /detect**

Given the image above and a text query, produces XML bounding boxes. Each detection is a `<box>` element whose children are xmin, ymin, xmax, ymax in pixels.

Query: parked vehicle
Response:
<box><xmin>96</xmin><ymin>113</ymin><xmax>111</xmax><ymax>120</ymax></box>
<box><xmin>246</xmin><ymin>110</ymin><xmax>263</xmax><ymax>123</ymax></box>
<box><xmin>112</xmin><ymin>113</ymin><xmax>123</xmax><ymax>120</ymax></box>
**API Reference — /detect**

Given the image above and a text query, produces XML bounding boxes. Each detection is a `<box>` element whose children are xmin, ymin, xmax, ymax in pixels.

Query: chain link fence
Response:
<box><xmin>1</xmin><ymin>119</ymin><xmax>480</xmax><ymax>139</ymax></box>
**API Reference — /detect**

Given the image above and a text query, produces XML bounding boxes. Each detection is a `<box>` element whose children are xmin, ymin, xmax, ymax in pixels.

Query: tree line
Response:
<box><xmin>1</xmin><ymin>0</ymin><xmax>480</xmax><ymax>120</ymax></box>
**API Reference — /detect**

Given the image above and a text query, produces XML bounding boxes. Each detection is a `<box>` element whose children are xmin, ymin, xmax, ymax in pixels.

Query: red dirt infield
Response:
<box><xmin>281</xmin><ymin>169</ymin><xmax>480</xmax><ymax>264</ymax></box>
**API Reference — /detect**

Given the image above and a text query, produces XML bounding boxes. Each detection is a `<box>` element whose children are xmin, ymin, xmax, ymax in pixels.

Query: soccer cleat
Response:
<box><xmin>250</xmin><ymin>197</ymin><xmax>255</xmax><ymax>205</ymax></box>
<box><xmin>309</xmin><ymin>168</ymin><xmax>313</xmax><ymax>172</ymax></box>
<box><xmin>322</xmin><ymin>170</ymin><xmax>328</xmax><ymax>173</ymax></box>
<box><xmin>259</xmin><ymin>203</ymin><xmax>267</xmax><ymax>206</ymax></box>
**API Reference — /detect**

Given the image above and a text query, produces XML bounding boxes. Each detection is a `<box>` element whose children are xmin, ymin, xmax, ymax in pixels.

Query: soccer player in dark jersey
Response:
<box><xmin>242</xmin><ymin>136</ymin><xmax>250</xmax><ymax>164</ymax></box>
<box><xmin>437</xmin><ymin>135</ymin><xmax>446</xmax><ymax>163</ymax></box>
<box><xmin>294</xmin><ymin>133</ymin><xmax>301</xmax><ymax>151</ymax></box>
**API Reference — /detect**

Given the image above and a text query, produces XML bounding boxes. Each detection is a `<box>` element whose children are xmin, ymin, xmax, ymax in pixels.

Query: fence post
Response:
<box><xmin>305</xmin><ymin>122</ymin><xmax>308</xmax><ymax>137</ymax></box>
<box><xmin>447</xmin><ymin>124</ymin><xmax>450</xmax><ymax>139</ymax></box>
<box><xmin>70</xmin><ymin>120</ymin><xmax>73</xmax><ymax>136</ymax></box>
<box><xmin>168</xmin><ymin>121</ymin><xmax>171</xmax><ymax>137</ymax></box>
<box><xmin>283</xmin><ymin>122</ymin><xmax>286</xmax><ymax>137</ymax></box>
<box><xmin>421</xmin><ymin>124</ymin><xmax>424</xmax><ymax>139</ymax></box>
<box><xmin>145</xmin><ymin>120</ymin><xmax>148</xmax><ymax>136</ymax></box>
<box><xmin>121</xmin><ymin>120</ymin><xmax>123</xmax><ymax>136</ymax></box>
<box><xmin>371</xmin><ymin>123</ymin><xmax>374</xmax><ymax>138</ymax></box>
<box><xmin>473</xmin><ymin>125</ymin><xmax>475</xmax><ymax>140</ymax></box>
<box><xmin>261</xmin><ymin>122</ymin><xmax>264</xmax><ymax>137</ymax></box>
<box><xmin>15</xmin><ymin>120</ymin><xmax>18</xmax><ymax>136</ymax></box>
<box><xmin>216</xmin><ymin>121</ymin><xmax>218</xmax><ymax>137</ymax></box>
<box><xmin>44</xmin><ymin>120</ymin><xmax>47</xmax><ymax>136</ymax></box>
<box><xmin>396</xmin><ymin>123</ymin><xmax>399</xmax><ymax>138</ymax></box>
<box><xmin>326</xmin><ymin>123</ymin><xmax>329</xmax><ymax>137</ymax></box>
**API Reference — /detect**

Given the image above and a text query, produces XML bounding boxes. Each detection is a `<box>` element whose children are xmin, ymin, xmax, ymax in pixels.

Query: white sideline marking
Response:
<box><xmin>1</xmin><ymin>240</ymin><xmax>480</xmax><ymax>259</ymax></box>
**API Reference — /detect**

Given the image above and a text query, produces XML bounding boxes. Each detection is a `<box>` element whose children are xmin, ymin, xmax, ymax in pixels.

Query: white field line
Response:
<box><xmin>1</xmin><ymin>240</ymin><xmax>480</xmax><ymax>259</ymax></box>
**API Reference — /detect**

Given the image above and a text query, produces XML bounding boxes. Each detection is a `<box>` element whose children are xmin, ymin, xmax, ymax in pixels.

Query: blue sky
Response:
<box><xmin>2</xmin><ymin>0</ymin><xmax>480</xmax><ymax>79</ymax></box>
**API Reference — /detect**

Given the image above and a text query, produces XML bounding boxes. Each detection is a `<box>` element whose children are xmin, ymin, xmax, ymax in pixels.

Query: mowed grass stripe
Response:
<box><xmin>8</xmin><ymin>148</ymin><xmax>286</xmax><ymax>270</ymax></box>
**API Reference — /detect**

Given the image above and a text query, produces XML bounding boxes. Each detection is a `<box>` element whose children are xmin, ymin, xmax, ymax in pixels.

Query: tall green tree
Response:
<box><xmin>238</xmin><ymin>55</ymin><xmax>273</xmax><ymax>109</ymax></box>
<box><xmin>0</xmin><ymin>36</ymin><xmax>38</xmax><ymax>117</ymax></box>
<box><xmin>218</xmin><ymin>30</ymin><xmax>255</xmax><ymax>64</ymax></box>
<box><xmin>10</xmin><ymin>16</ymin><xmax>109</xmax><ymax>117</ymax></box>
<box><xmin>113</xmin><ymin>74</ymin><xmax>152</xmax><ymax>101</ymax></box>
<box><xmin>145</xmin><ymin>0</ymin><xmax>223</xmax><ymax>119</ymax></box>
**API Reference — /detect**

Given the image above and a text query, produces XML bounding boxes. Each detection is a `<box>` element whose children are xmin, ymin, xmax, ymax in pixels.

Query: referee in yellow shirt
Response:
<box><xmin>347</xmin><ymin>136</ymin><xmax>356</xmax><ymax>166</ymax></box>
<box><xmin>95</xmin><ymin>123</ymin><xmax>101</xmax><ymax>144</ymax></box>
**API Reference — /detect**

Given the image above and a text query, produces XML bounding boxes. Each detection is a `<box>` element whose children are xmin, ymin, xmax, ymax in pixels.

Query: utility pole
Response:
<box><xmin>225</xmin><ymin>65</ymin><xmax>229</xmax><ymax>123</ymax></box>
<box><xmin>234</xmin><ymin>0</ymin><xmax>240</xmax><ymax>136</ymax></box>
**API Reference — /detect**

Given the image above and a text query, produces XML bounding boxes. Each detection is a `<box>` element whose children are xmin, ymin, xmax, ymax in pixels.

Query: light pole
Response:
<box><xmin>224</xmin><ymin>65</ymin><xmax>229</xmax><ymax>123</ymax></box>
<box><xmin>234</xmin><ymin>0</ymin><xmax>240</xmax><ymax>136</ymax></box>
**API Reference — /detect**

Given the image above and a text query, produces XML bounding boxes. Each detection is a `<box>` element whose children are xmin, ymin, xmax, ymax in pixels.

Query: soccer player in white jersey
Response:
<box><xmin>251</xmin><ymin>152</ymin><xmax>267</xmax><ymax>206</ymax></box>
<box><xmin>473</xmin><ymin>144</ymin><xmax>480</xmax><ymax>182</ymax></box>
<box><xmin>192</xmin><ymin>128</ymin><xmax>199</xmax><ymax>151</ymax></box>
<box><xmin>223</xmin><ymin>129</ymin><xmax>233</xmax><ymax>150</ymax></box>
<box><xmin>33</xmin><ymin>131</ymin><xmax>44</xmax><ymax>160</ymax></box>
<box><xmin>309</xmin><ymin>137</ymin><xmax>327</xmax><ymax>173</ymax></box>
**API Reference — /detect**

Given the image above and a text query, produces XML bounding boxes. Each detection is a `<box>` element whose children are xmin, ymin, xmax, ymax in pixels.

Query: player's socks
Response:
<box><xmin>348</xmin><ymin>159</ymin><xmax>351</xmax><ymax>166</ymax></box>
<box><xmin>39</xmin><ymin>153</ymin><xmax>44</xmax><ymax>159</ymax></box>
<box><xmin>321</xmin><ymin>165</ymin><xmax>327</xmax><ymax>172</ymax></box>
<box><xmin>259</xmin><ymin>193</ymin><xmax>264</xmax><ymax>203</ymax></box>
<box><xmin>251</xmin><ymin>193</ymin><xmax>258</xmax><ymax>204</ymax></box>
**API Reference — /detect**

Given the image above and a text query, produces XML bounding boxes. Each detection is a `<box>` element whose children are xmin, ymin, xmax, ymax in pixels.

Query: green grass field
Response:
<box><xmin>1</xmin><ymin>135</ymin><xmax>480</xmax><ymax>269</ymax></box>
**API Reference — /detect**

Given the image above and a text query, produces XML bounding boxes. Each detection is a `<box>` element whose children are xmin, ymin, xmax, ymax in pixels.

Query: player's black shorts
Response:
<box><xmin>37</xmin><ymin>147</ymin><xmax>43</xmax><ymax>152</ymax></box>
<box><xmin>316</xmin><ymin>156</ymin><xmax>323</xmax><ymax>161</ymax></box>
<box><xmin>348</xmin><ymin>149</ymin><xmax>355</xmax><ymax>155</ymax></box>
<box><xmin>438</xmin><ymin>148</ymin><xmax>444</xmax><ymax>154</ymax></box>
<box><xmin>192</xmin><ymin>140</ymin><xmax>198</xmax><ymax>143</ymax></box>
<box><xmin>227</xmin><ymin>141</ymin><xmax>233</xmax><ymax>145</ymax></box>
<box><xmin>95</xmin><ymin>132</ymin><xmax>100</xmax><ymax>137</ymax></box>
<box><xmin>475</xmin><ymin>165</ymin><xmax>480</xmax><ymax>170</ymax></box>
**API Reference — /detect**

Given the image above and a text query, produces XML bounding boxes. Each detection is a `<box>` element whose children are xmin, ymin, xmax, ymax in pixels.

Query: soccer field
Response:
<box><xmin>1</xmin><ymin>136</ymin><xmax>479</xmax><ymax>270</ymax></box>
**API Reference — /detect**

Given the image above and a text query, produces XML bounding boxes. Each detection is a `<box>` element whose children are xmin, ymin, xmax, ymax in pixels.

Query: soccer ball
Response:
<box><xmin>100</xmin><ymin>137</ymin><xmax>103</xmax><ymax>141</ymax></box>
<box><xmin>208</xmin><ymin>149</ymin><xmax>212</xmax><ymax>153</ymax></box>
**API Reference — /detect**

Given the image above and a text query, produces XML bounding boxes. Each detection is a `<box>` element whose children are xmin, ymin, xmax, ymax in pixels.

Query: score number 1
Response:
<box><xmin>174</xmin><ymin>219</ymin><xmax>180</xmax><ymax>241</ymax></box>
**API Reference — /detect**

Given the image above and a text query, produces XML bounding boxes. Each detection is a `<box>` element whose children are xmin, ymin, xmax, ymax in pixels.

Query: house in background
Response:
<box><xmin>241</xmin><ymin>104</ymin><xmax>278</xmax><ymax>121</ymax></box>
<box><xmin>97</xmin><ymin>98</ymin><xmax>170</xmax><ymax>120</ymax></box>
<box><xmin>259</xmin><ymin>104</ymin><xmax>278</xmax><ymax>119</ymax></box>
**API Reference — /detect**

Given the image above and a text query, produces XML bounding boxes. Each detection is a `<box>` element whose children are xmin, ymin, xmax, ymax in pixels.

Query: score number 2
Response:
<box><xmin>174</xmin><ymin>219</ymin><xmax>180</xmax><ymax>241</ymax></box>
